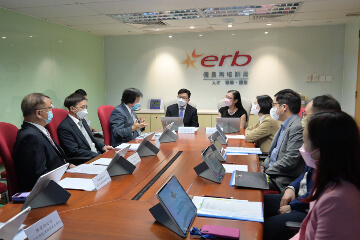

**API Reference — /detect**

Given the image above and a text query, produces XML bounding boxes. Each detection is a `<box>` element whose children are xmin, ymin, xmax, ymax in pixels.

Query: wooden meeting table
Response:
<box><xmin>0</xmin><ymin>128</ymin><xmax>263</xmax><ymax>240</ymax></box>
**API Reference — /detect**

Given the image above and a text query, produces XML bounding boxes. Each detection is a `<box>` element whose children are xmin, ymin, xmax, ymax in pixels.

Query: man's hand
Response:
<box><xmin>69</xmin><ymin>164</ymin><xmax>76</xmax><ymax>169</ymax></box>
<box><xmin>260</xmin><ymin>166</ymin><xmax>265</xmax><ymax>173</ymax></box>
<box><xmin>132</xmin><ymin>119</ymin><xmax>148</xmax><ymax>132</ymax></box>
<box><xmin>278</xmin><ymin>205</ymin><xmax>291</xmax><ymax>214</ymax></box>
<box><xmin>103</xmin><ymin>145</ymin><xmax>114</xmax><ymax>152</ymax></box>
<box><xmin>280</xmin><ymin>188</ymin><xmax>296</xmax><ymax>207</ymax></box>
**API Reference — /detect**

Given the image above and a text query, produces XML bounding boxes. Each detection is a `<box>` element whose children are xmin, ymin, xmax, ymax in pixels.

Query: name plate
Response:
<box><xmin>24</xmin><ymin>211</ymin><xmax>63</xmax><ymax>240</ymax></box>
<box><xmin>206</xmin><ymin>127</ymin><xmax>217</xmax><ymax>134</ymax></box>
<box><xmin>127</xmin><ymin>152</ymin><xmax>141</xmax><ymax>165</ymax></box>
<box><xmin>178</xmin><ymin>127</ymin><xmax>195</xmax><ymax>133</ymax></box>
<box><xmin>92</xmin><ymin>170</ymin><xmax>111</xmax><ymax>190</ymax></box>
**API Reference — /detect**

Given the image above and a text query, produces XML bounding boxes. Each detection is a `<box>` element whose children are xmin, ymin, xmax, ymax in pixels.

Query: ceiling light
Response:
<box><xmin>1</xmin><ymin>37</ymin><xmax>6</xmax><ymax>39</ymax></box>
<box><xmin>267</xmin><ymin>22</ymin><xmax>272</xmax><ymax>26</ymax></box>
<box><xmin>169</xmin><ymin>35</ymin><xmax>173</xmax><ymax>38</ymax></box>
<box><xmin>199</xmin><ymin>34</ymin><xmax>203</xmax><ymax>37</ymax></box>
<box><xmin>190</xmin><ymin>26</ymin><xmax>194</xmax><ymax>29</ymax></box>
<box><xmin>29</xmin><ymin>35</ymin><xmax>33</xmax><ymax>38</ymax></box>
<box><xmin>231</xmin><ymin>33</ymin><xmax>235</xmax><ymax>36</ymax></box>
<box><xmin>228</xmin><ymin>23</ymin><xmax>233</xmax><ymax>28</ymax></box>
<box><xmin>265</xmin><ymin>32</ymin><xmax>269</xmax><ymax>34</ymax></box>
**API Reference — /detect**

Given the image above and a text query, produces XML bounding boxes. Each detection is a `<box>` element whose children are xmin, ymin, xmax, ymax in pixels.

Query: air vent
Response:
<box><xmin>250</xmin><ymin>14</ymin><xmax>294</xmax><ymax>23</ymax></box>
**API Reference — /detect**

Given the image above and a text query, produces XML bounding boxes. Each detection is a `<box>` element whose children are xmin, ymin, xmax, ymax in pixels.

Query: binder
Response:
<box><xmin>230</xmin><ymin>170</ymin><xmax>269</xmax><ymax>190</ymax></box>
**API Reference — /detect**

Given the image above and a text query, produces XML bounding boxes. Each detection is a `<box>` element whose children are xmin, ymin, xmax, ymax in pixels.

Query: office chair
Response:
<box><xmin>98</xmin><ymin>105</ymin><xmax>115</xmax><ymax>146</ymax></box>
<box><xmin>163</xmin><ymin>100</ymin><xmax>197</xmax><ymax>112</ymax></box>
<box><xmin>46</xmin><ymin>108</ymin><xmax>69</xmax><ymax>145</ymax></box>
<box><xmin>0</xmin><ymin>122</ymin><xmax>19</xmax><ymax>201</ymax></box>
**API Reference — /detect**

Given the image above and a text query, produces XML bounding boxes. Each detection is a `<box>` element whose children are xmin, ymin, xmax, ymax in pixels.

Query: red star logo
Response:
<box><xmin>181</xmin><ymin>49</ymin><xmax>203</xmax><ymax>69</ymax></box>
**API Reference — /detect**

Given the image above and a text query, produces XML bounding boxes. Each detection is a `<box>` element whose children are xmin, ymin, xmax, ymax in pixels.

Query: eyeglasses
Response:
<box><xmin>75</xmin><ymin>105</ymin><xmax>88</xmax><ymax>110</ymax></box>
<box><xmin>272</xmin><ymin>102</ymin><xmax>283</xmax><ymax>107</ymax></box>
<box><xmin>37</xmin><ymin>104</ymin><xmax>54</xmax><ymax>111</ymax></box>
<box><xmin>178</xmin><ymin>96</ymin><xmax>188</xmax><ymax>100</ymax></box>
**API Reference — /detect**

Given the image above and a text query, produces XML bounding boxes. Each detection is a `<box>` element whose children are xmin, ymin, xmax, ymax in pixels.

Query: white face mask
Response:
<box><xmin>76</xmin><ymin>109</ymin><xmax>88</xmax><ymax>119</ymax></box>
<box><xmin>251</xmin><ymin>104</ymin><xmax>260</xmax><ymax>115</ymax></box>
<box><xmin>270</xmin><ymin>106</ymin><xmax>283</xmax><ymax>120</ymax></box>
<box><xmin>177</xmin><ymin>98</ymin><xmax>187</xmax><ymax>107</ymax></box>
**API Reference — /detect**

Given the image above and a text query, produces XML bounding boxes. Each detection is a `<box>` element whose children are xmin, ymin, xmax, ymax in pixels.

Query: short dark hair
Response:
<box><xmin>64</xmin><ymin>93</ymin><xmax>86</xmax><ymax>110</ymax></box>
<box><xmin>256</xmin><ymin>95</ymin><xmax>273</xmax><ymax>114</ymax></box>
<box><xmin>227</xmin><ymin>90</ymin><xmax>247</xmax><ymax>121</ymax></box>
<box><xmin>178</xmin><ymin>89</ymin><xmax>191</xmax><ymax>99</ymax></box>
<box><xmin>21</xmin><ymin>93</ymin><xmax>49</xmax><ymax>117</ymax></box>
<box><xmin>305</xmin><ymin>111</ymin><xmax>360</xmax><ymax>202</ymax></box>
<box><xmin>274</xmin><ymin>89</ymin><xmax>301</xmax><ymax>114</ymax></box>
<box><xmin>121</xmin><ymin>88</ymin><xmax>143</xmax><ymax>104</ymax></box>
<box><xmin>75</xmin><ymin>89</ymin><xmax>87</xmax><ymax>96</ymax></box>
<box><xmin>312</xmin><ymin>95</ymin><xmax>341</xmax><ymax>112</ymax></box>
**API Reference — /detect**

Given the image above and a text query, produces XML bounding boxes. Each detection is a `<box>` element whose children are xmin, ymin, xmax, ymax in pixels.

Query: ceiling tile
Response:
<box><xmin>48</xmin><ymin>14</ymin><xmax>119</xmax><ymax>26</ymax></box>
<box><xmin>0</xmin><ymin>0</ymin><xmax>76</xmax><ymax>8</ymax></box>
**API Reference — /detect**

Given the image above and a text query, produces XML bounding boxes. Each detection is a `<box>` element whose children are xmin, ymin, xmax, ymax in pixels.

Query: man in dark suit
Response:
<box><xmin>58</xmin><ymin>93</ymin><xmax>113</xmax><ymax>159</ymax></box>
<box><xmin>165</xmin><ymin>88</ymin><xmax>199</xmax><ymax>127</ymax></box>
<box><xmin>110</xmin><ymin>88</ymin><xmax>148</xmax><ymax>147</ymax></box>
<box><xmin>13</xmin><ymin>93</ymin><xmax>74</xmax><ymax>192</ymax></box>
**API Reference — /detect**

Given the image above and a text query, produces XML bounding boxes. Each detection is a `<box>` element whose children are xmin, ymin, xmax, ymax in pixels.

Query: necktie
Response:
<box><xmin>179</xmin><ymin>108</ymin><xmax>185</xmax><ymax>118</ymax></box>
<box><xmin>45</xmin><ymin>129</ymin><xmax>66</xmax><ymax>163</ymax></box>
<box><xmin>131</xmin><ymin>111</ymin><xmax>142</xmax><ymax>136</ymax></box>
<box><xmin>78</xmin><ymin>121</ymin><xmax>98</xmax><ymax>153</ymax></box>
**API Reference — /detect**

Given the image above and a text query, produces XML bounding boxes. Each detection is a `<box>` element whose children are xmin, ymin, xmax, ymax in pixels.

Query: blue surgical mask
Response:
<box><xmin>131</xmin><ymin>103</ymin><xmax>140</xmax><ymax>111</ymax></box>
<box><xmin>42</xmin><ymin>110</ymin><xmax>53</xmax><ymax>124</ymax></box>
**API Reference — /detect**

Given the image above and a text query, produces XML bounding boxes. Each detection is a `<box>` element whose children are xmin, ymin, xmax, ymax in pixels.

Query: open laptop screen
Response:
<box><xmin>157</xmin><ymin>175</ymin><xmax>197</xmax><ymax>236</ymax></box>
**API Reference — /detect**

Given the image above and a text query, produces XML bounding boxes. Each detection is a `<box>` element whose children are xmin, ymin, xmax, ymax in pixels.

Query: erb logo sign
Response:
<box><xmin>181</xmin><ymin>49</ymin><xmax>252</xmax><ymax>69</ymax></box>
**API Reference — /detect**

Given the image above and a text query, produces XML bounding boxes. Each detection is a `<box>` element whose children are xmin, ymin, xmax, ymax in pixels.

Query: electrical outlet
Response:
<box><xmin>326</xmin><ymin>76</ymin><xmax>332</xmax><ymax>82</ymax></box>
<box><xmin>305</xmin><ymin>74</ymin><xmax>312</xmax><ymax>82</ymax></box>
<box><xmin>319</xmin><ymin>76</ymin><xmax>326</xmax><ymax>82</ymax></box>
<box><xmin>312</xmin><ymin>74</ymin><xmax>319</xmax><ymax>82</ymax></box>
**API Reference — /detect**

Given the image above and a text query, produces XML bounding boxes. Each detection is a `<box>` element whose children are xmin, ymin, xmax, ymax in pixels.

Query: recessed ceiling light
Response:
<box><xmin>169</xmin><ymin>35</ymin><xmax>173</xmax><ymax>38</ymax></box>
<box><xmin>155</xmin><ymin>28</ymin><xmax>159</xmax><ymax>31</ymax></box>
<box><xmin>190</xmin><ymin>26</ymin><xmax>194</xmax><ymax>29</ymax></box>
<box><xmin>228</xmin><ymin>23</ymin><xmax>233</xmax><ymax>28</ymax></box>
<box><xmin>29</xmin><ymin>35</ymin><xmax>33</xmax><ymax>38</ymax></box>
<box><xmin>2</xmin><ymin>37</ymin><xmax>6</xmax><ymax>39</ymax></box>
<box><xmin>199</xmin><ymin>34</ymin><xmax>203</xmax><ymax>37</ymax></box>
<box><xmin>231</xmin><ymin>33</ymin><xmax>235</xmax><ymax>36</ymax></box>
<box><xmin>265</xmin><ymin>31</ymin><xmax>269</xmax><ymax>34</ymax></box>
<box><xmin>267</xmin><ymin>22</ymin><xmax>272</xmax><ymax>26</ymax></box>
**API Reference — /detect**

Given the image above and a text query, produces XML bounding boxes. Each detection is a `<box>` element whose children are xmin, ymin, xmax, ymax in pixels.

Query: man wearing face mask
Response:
<box><xmin>13</xmin><ymin>93</ymin><xmax>72</xmax><ymax>192</ymax></box>
<box><xmin>261</xmin><ymin>89</ymin><xmax>304</xmax><ymax>193</ymax></box>
<box><xmin>110</xmin><ymin>88</ymin><xmax>148</xmax><ymax>146</ymax></box>
<box><xmin>165</xmin><ymin>88</ymin><xmax>199</xmax><ymax>127</ymax></box>
<box><xmin>57</xmin><ymin>93</ymin><xmax>113</xmax><ymax>159</ymax></box>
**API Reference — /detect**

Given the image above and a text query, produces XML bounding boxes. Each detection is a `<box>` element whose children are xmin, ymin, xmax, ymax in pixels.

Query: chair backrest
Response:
<box><xmin>98</xmin><ymin>105</ymin><xmax>115</xmax><ymax>146</ymax></box>
<box><xmin>0</xmin><ymin>122</ymin><xmax>19</xmax><ymax>197</ymax></box>
<box><xmin>298</xmin><ymin>107</ymin><xmax>305</xmax><ymax>117</ymax></box>
<box><xmin>46</xmin><ymin>108</ymin><xmax>69</xmax><ymax>145</ymax></box>
<box><xmin>164</xmin><ymin>100</ymin><xmax>197</xmax><ymax>111</ymax></box>
<box><xmin>217</xmin><ymin>97</ymin><xmax>252</xmax><ymax>119</ymax></box>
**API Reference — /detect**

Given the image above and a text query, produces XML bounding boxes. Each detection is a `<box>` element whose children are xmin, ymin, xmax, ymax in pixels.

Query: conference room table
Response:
<box><xmin>0</xmin><ymin>128</ymin><xmax>263</xmax><ymax>240</ymax></box>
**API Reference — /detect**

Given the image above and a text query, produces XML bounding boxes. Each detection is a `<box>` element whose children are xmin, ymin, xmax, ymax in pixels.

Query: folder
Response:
<box><xmin>230</xmin><ymin>170</ymin><xmax>269</xmax><ymax>190</ymax></box>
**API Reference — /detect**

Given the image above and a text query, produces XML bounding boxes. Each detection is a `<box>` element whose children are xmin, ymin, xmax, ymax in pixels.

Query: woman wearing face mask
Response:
<box><xmin>245</xmin><ymin>95</ymin><xmax>279</xmax><ymax>153</ymax></box>
<box><xmin>218</xmin><ymin>90</ymin><xmax>247</xmax><ymax>129</ymax></box>
<box><xmin>290</xmin><ymin>111</ymin><xmax>360</xmax><ymax>240</ymax></box>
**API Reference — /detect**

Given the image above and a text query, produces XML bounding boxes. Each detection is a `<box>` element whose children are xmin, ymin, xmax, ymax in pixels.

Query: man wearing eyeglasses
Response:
<box><xmin>165</xmin><ymin>88</ymin><xmax>199</xmax><ymax>127</ymax></box>
<box><xmin>58</xmin><ymin>93</ymin><xmax>113</xmax><ymax>159</ymax></box>
<box><xmin>261</xmin><ymin>89</ymin><xmax>304</xmax><ymax>193</ymax></box>
<box><xmin>13</xmin><ymin>93</ymin><xmax>73</xmax><ymax>192</ymax></box>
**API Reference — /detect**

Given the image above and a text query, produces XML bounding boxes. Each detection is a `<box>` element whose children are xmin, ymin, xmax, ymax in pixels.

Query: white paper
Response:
<box><xmin>66</xmin><ymin>164</ymin><xmax>107</xmax><ymax>175</ymax></box>
<box><xmin>24</xmin><ymin>211</ymin><xmax>63</xmax><ymax>240</ymax></box>
<box><xmin>198</xmin><ymin>198</ymin><xmax>263</xmax><ymax>222</ymax></box>
<box><xmin>225</xmin><ymin>152</ymin><xmax>248</xmax><ymax>156</ymax></box>
<box><xmin>127</xmin><ymin>152</ymin><xmax>141</xmax><ymax>165</ymax></box>
<box><xmin>115</xmin><ymin>143</ymin><xmax>140</xmax><ymax>151</ymax></box>
<box><xmin>225</xmin><ymin>135</ymin><xmax>245</xmax><ymax>139</ymax></box>
<box><xmin>90</xmin><ymin>158</ymin><xmax>112</xmax><ymax>166</ymax></box>
<box><xmin>226</xmin><ymin>147</ymin><xmax>262</xmax><ymax>154</ymax></box>
<box><xmin>178</xmin><ymin>127</ymin><xmax>195</xmax><ymax>133</ymax></box>
<box><xmin>206</xmin><ymin>127</ymin><xmax>217</xmax><ymax>134</ymax></box>
<box><xmin>58</xmin><ymin>177</ymin><xmax>96</xmax><ymax>191</ymax></box>
<box><xmin>192</xmin><ymin>196</ymin><xmax>247</xmax><ymax>210</ymax></box>
<box><xmin>222</xmin><ymin>164</ymin><xmax>248</xmax><ymax>173</ymax></box>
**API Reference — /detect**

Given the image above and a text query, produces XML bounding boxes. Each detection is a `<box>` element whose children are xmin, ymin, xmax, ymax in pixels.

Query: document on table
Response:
<box><xmin>115</xmin><ymin>143</ymin><xmax>140</xmax><ymax>151</ymax></box>
<box><xmin>225</xmin><ymin>135</ymin><xmax>245</xmax><ymax>139</ymax></box>
<box><xmin>192</xmin><ymin>196</ymin><xmax>247</xmax><ymax>210</ymax></box>
<box><xmin>91</xmin><ymin>158</ymin><xmax>112</xmax><ymax>166</ymax></box>
<box><xmin>226</xmin><ymin>147</ymin><xmax>262</xmax><ymax>154</ymax></box>
<box><xmin>66</xmin><ymin>164</ymin><xmax>107</xmax><ymax>174</ymax></box>
<box><xmin>58</xmin><ymin>178</ymin><xmax>96</xmax><ymax>191</ymax></box>
<box><xmin>222</xmin><ymin>164</ymin><xmax>248</xmax><ymax>173</ymax></box>
<box><xmin>198</xmin><ymin>198</ymin><xmax>264</xmax><ymax>222</ymax></box>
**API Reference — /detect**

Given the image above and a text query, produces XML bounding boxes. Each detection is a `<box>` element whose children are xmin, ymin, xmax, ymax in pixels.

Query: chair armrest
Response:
<box><xmin>285</xmin><ymin>221</ymin><xmax>302</xmax><ymax>231</ymax></box>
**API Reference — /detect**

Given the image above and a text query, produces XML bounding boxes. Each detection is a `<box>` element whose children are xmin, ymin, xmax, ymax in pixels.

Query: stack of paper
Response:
<box><xmin>66</xmin><ymin>164</ymin><xmax>107</xmax><ymax>174</ymax></box>
<box><xmin>115</xmin><ymin>143</ymin><xmax>140</xmax><ymax>151</ymax></box>
<box><xmin>226</xmin><ymin>147</ymin><xmax>262</xmax><ymax>154</ymax></box>
<box><xmin>222</xmin><ymin>164</ymin><xmax>248</xmax><ymax>173</ymax></box>
<box><xmin>197</xmin><ymin>198</ymin><xmax>264</xmax><ymax>222</ymax></box>
<box><xmin>225</xmin><ymin>135</ymin><xmax>245</xmax><ymax>139</ymax></box>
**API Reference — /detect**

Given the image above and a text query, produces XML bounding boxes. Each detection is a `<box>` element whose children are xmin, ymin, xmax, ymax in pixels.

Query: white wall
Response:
<box><xmin>105</xmin><ymin>25</ymin><xmax>346</xmax><ymax>111</ymax></box>
<box><xmin>342</xmin><ymin>17</ymin><xmax>360</xmax><ymax>116</ymax></box>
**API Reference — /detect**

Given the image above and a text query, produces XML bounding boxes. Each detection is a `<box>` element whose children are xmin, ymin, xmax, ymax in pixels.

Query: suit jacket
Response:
<box><xmin>110</xmin><ymin>103</ymin><xmax>143</xmax><ymax>147</ymax></box>
<box><xmin>165</xmin><ymin>103</ymin><xmax>199</xmax><ymax>127</ymax></box>
<box><xmin>292</xmin><ymin>180</ymin><xmax>360</xmax><ymax>240</ymax></box>
<box><xmin>13</xmin><ymin>122</ymin><xmax>67</xmax><ymax>192</ymax></box>
<box><xmin>262</xmin><ymin>114</ymin><xmax>305</xmax><ymax>192</ymax></box>
<box><xmin>245</xmin><ymin>114</ymin><xmax>279</xmax><ymax>153</ymax></box>
<box><xmin>57</xmin><ymin>115</ymin><xmax>104</xmax><ymax>158</ymax></box>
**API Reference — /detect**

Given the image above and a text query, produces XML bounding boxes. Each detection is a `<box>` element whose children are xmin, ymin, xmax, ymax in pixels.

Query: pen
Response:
<box><xmin>201</xmin><ymin>195</ymin><xmax>233</xmax><ymax>199</ymax></box>
<box><xmin>225</xmin><ymin>162</ymin><xmax>236</xmax><ymax>164</ymax></box>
